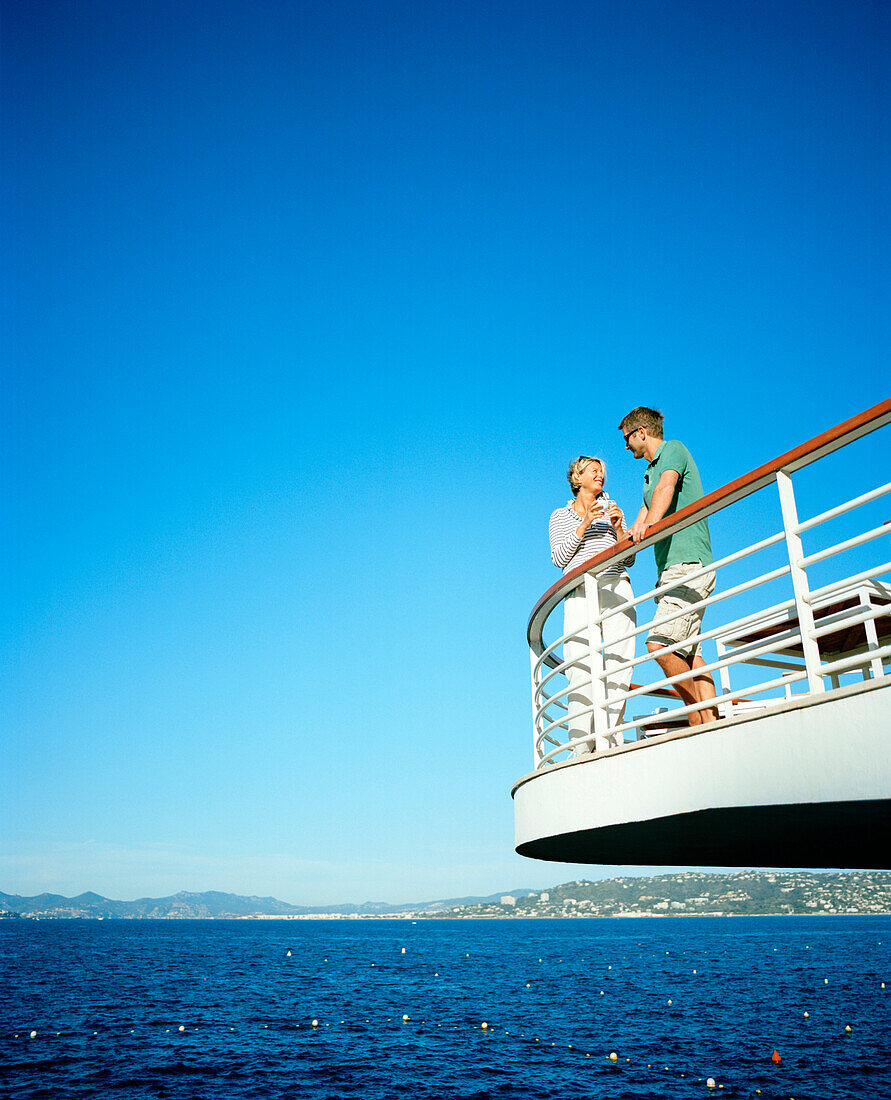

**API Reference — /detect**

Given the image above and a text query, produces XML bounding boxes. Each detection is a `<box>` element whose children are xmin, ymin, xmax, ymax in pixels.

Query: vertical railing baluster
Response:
<box><xmin>530</xmin><ymin>648</ymin><xmax>542</xmax><ymax>764</ymax></box>
<box><xmin>862</xmin><ymin>586</ymin><xmax>885</xmax><ymax>680</ymax></box>
<box><xmin>776</xmin><ymin>469</ymin><xmax>825</xmax><ymax>694</ymax></box>
<box><xmin>585</xmin><ymin>572</ymin><xmax>608</xmax><ymax>744</ymax></box>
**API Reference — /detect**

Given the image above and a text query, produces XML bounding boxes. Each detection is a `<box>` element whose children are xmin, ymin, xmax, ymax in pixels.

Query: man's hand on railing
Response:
<box><xmin>629</xmin><ymin>517</ymin><xmax>649</xmax><ymax>544</ymax></box>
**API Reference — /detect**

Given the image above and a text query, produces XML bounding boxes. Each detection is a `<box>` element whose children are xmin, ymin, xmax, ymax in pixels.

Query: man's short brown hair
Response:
<box><xmin>618</xmin><ymin>406</ymin><xmax>664</xmax><ymax>437</ymax></box>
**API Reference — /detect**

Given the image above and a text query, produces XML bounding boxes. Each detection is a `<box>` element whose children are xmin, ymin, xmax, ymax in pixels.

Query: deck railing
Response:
<box><xmin>528</xmin><ymin>398</ymin><xmax>891</xmax><ymax>769</ymax></box>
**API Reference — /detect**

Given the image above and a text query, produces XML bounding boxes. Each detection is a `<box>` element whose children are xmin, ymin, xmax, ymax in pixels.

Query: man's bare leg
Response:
<box><xmin>647</xmin><ymin>642</ymin><xmax>719</xmax><ymax>725</ymax></box>
<box><xmin>689</xmin><ymin>654</ymin><xmax>719</xmax><ymax>723</ymax></box>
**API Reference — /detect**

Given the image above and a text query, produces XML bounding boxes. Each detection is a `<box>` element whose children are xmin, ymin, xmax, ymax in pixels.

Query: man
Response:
<box><xmin>618</xmin><ymin>406</ymin><xmax>719</xmax><ymax>725</ymax></box>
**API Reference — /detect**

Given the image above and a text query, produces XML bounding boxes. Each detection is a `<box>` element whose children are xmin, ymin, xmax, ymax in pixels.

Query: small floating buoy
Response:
<box><xmin>312</xmin><ymin>1019</ymin><xmax>319</xmax><ymax>1028</ymax></box>
<box><xmin>286</xmin><ymin>950</ymin><xmax>291</xmax><ymax>957</ymax></box>
<box><xmin>804</xmin><ymin>1011</ymin><xmax>809</xmax><ymax>1019</ymax></box>
<box><xmin>667</xmin><ymin>999</ymin><xmax>672</xmax><ymax>1006</ymax></box>
<box><xmin>845</xmin><ymin>1025</ymin><xmax>852</xmax><ymax>1034</ymax></box>
<box><xmin>402</xmin><ymin>1015</ymin><xmax>410</xmax><ymax>1022</ymax></box>
<box><xmin>609</xmin><ymin>1052</ymin><xmax>618</xmax><ymax>1062</ymax></box>
<box><xmin>824</xmin><ymin>978</ymin><xmax>829</xmax><ymax>985</ymax></box>
<box><xmin>771</xmin><ymin>1050</ymin><xmax>781</xmax><ymax>1064</ymax></box>
<box><xmin>481</xmin><ymin>1022</ymin><xmax>488</xmax><ymax>1030</ymax></box>
<box><xmin>707</xmin><ymin>1078</ymin><xmax>716</xmax><ymax>1089</ymax></box>
<box><xmin>525</xmin><ymin>983</ymin><xmax>530</xmax><ymax>989</ymax></box>
<box><xmin>29</xmin><ymin>1031</ymin><xmax>37</xmax><ymax>1039</ymax></box>
<box><xmin>401</xmin><ymin>948</ymin><xmax>405</xmax><ymax>954</ymax></box>
<box><xmin>693</xmin><ymin>969</ymin><xmax>697</xmax><ymax>974</ymax></box>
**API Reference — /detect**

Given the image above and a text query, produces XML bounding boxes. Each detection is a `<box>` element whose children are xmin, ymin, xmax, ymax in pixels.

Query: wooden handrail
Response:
<box><xmin>528</xmin><ymin>396</ymin><xmax>891</xmax><ymax>654</ymax></box>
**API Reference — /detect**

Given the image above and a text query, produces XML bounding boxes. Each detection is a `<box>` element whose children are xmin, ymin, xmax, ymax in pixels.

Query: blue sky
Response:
<box><xmin>3</xmin><ymin>0</ymin><xmax>888</xmax><ymax>904</ymax></box>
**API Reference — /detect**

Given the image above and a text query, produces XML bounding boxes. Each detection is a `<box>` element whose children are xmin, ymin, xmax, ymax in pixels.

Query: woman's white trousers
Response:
<box><xmin>562</xmin><ymin>574</ymin><xmax>636</xmax><ymax>755</ymax></box>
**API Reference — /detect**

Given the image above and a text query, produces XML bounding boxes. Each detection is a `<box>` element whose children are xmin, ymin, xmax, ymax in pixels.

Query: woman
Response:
<box><xmin>548</xmin><ymin>456</ymin><xmax>636</xmax><ymax>756</ymax></box>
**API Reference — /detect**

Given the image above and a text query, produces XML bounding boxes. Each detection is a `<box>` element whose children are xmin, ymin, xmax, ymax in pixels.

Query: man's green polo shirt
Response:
<box><xmin>643</xmin><ymin>440</ymin><xmax>713</xmax><ymax>574</ymax></box>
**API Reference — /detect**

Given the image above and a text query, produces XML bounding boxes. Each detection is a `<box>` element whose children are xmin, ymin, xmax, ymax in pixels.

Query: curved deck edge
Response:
<box><xmin>513</xmin><ymin>678</ymin><xmax>891</xmax><ymax>868</ymax></box>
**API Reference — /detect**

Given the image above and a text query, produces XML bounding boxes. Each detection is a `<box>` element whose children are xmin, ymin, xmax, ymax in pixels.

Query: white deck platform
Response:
<box><xmin>513</xmin><ymin>678</ymin><xmax>891</xmax><ymax>867</ymax></box>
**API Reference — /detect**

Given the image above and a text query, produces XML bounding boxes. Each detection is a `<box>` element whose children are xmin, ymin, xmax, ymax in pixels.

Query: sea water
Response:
<box><xmin>2</xmin><ymin>916</ymin><xmax>889</xmax><ymax>1099</ymax></box>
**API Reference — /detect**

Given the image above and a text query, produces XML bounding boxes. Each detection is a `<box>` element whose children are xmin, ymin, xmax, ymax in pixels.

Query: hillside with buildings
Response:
<box><xmin>432</xmin><ymin>871</ymin><xmax>891</xmax><ymax>918</ymax></box>
<box><xmin>3</xmin><ymin>872</ymin><xmax>889</xmax><ymax>920</ymax></box>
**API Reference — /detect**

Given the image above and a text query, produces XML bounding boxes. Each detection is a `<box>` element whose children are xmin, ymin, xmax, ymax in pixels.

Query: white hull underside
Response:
<box><xmin>513</xmin><ymin>679</ymin><xmax>891</xmax><ymax>868</ymax></box>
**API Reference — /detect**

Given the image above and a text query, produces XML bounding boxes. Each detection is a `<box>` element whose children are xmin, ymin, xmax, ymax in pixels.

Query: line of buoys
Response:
<box><xmin>6</xmin><ymin>1009</ymin><xmax>864</xmax><ymax>1094</ymax></box>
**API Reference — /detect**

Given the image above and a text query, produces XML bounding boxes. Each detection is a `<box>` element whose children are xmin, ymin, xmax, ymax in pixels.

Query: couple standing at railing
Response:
<box><xmin>548</xmin><ymin>407</ymin><xmax>719</xmax><ymax>757</ymax></box>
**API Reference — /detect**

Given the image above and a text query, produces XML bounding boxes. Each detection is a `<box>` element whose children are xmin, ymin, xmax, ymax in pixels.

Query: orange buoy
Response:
<box><xmin>771</xmin><ymin>1050</ymin><xmax>782</xmax><ymax>1064</ymax></box>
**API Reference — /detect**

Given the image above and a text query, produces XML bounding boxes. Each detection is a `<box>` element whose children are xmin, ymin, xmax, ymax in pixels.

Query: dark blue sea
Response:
<box><xmin>1</xmin><ymin>917</ymin><xmax>889</xmax><ymax>1099</ymax></box>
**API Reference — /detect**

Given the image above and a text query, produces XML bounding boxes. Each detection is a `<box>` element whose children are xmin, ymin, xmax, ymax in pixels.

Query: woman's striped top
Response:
<box><xmin>548</xmin><ymin>496</ymin><xmax>630</xmax><ymax>579</ymax></box>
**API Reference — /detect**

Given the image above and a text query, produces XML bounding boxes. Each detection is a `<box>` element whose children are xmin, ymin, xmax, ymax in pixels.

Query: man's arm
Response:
<box><xmin>629</xmin><ymin>470</ymin><xmax>679</xmax><ymax>543</ymax></box>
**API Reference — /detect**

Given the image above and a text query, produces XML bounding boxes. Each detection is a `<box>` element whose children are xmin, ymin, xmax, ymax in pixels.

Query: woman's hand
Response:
<box><xmin>575</xmin><ymin>496</ymin><xmax>606</xmax><ymax>536</ymax></box>
<box><xmin>606</xmin><ymin>501</ymin><xmax>626</xmax><ymax>533</ymax></box>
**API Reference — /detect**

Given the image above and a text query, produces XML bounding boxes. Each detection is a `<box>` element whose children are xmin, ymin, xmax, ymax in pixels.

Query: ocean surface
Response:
<box><xmin>1</xmin><ymin>916</ymin><xmax>889</xmax><ymax>1099</ymax></box>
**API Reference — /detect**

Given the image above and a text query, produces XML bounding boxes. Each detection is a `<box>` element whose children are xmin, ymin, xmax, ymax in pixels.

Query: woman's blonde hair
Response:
<box><xmin>566</xmin><ymin>455</ymin><xmax>607</xmax><ymax>497</ymax></box>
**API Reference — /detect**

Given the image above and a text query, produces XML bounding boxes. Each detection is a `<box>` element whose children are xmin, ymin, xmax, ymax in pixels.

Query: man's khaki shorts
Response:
<box><xmin>648</xmin><ymin>562</ymin><xmax>716</xmax><ymax>659</ymax></box>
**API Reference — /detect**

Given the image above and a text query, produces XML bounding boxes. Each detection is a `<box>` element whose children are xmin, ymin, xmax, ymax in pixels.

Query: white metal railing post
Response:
<box><xmin>530</xmin><ymin>647</ymin><xmax>542</xmax><ymax>763</ymax></box>
<box><xmin>584</xmin><ymin>572</ymin><xmax>608</xmax><ymax>740</ymax></box>
<box><xmin>860</xmin><ymin>586</ymin><xmax>886</xmax><ymax>681</ymax></box>
<box><xmin>715</xmin><ymin>636</ymin><xmax>734</xmax><ymax>718</ymax></box>
<box><xmin>776</xmin><ymin>469</ymin><xmax>825</xmax><ymax>694</ymax></box>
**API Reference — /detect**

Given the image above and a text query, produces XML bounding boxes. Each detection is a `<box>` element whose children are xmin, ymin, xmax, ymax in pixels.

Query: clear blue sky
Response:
<box><xmin>3</xmin><ymin>0</ymin><xmax>888</xmax><ymax>904</ymax></box>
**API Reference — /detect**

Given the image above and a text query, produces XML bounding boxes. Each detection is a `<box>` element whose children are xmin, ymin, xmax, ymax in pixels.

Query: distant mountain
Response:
<box><xmin>0</xmin><ymin>889</ymin><xmax>302</xmax><ymax>920</ymax></box>
<box><xmin>4</xmin><ymin>873</ymin><xmax>889</xmax><ymax>920</ymax></box>
<box><xmin>0</xmin><ymin>887</ymin><xmax>534</xmax><ymax>920</ymax></box>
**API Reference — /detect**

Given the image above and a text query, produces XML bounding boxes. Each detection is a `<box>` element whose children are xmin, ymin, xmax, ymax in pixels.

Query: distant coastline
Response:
<box><xmin>3</xmin><ymin>871</ymin><xmax>890</xmax><ymax>921</ymax></box>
